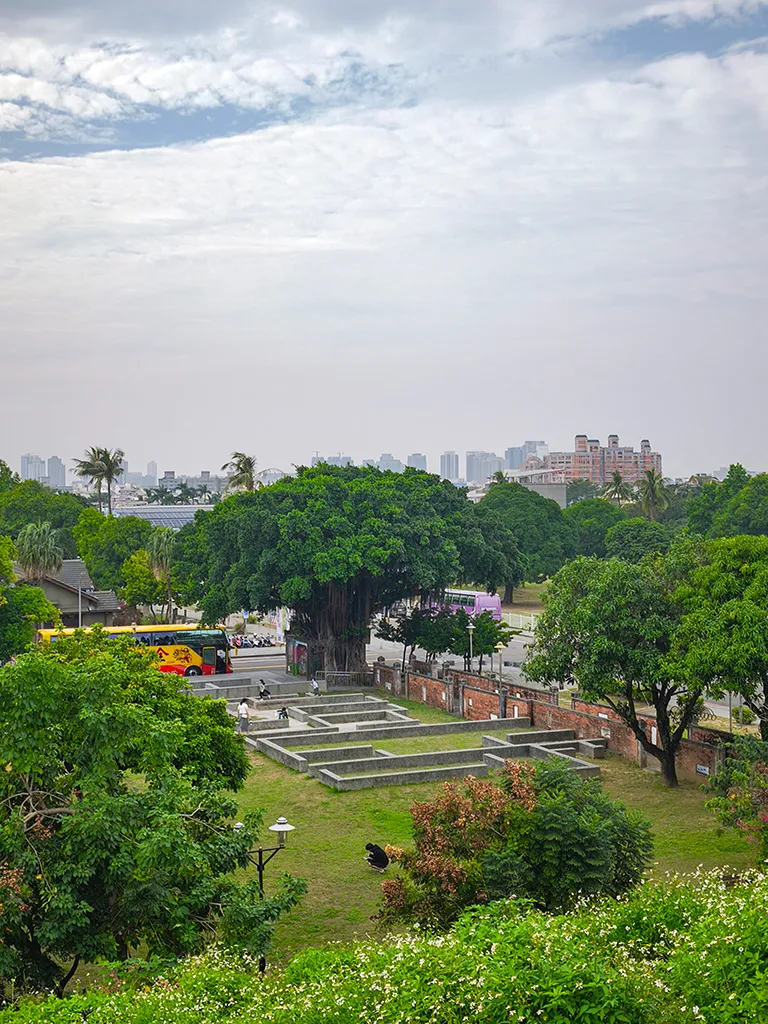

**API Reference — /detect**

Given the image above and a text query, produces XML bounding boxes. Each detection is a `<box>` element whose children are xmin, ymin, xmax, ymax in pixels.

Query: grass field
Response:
<box><xmin>239</xmin><ymin>694</ymin><xmax>753</xmax><ymax>961</ymax></box>
<box><xmin>506</xmin><ymin>582</ymin><xmax>547</xmax><ymax>613</ymax></box>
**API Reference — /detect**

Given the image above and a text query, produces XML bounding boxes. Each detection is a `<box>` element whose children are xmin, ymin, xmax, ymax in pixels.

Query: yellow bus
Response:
<box><xmin>39</xmin><ymin>624</ymin><xmax>233</xmax><ymax>678</ymax></box>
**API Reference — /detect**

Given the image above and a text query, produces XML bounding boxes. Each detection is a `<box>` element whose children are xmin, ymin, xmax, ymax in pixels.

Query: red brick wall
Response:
<box><xmin>506</xmin><ymin>682</ymin><xmax>557</xmax><ymax>705</ymax></box>
<box><xmin>462</xmin><ymin>686</ymin><xmax>501</xmax><ymax>720</ymax></box>
<box><xmin>372</xmin><ymin>663</ymin><xmax>403</xmax><ymax>696</ymax></box>
<box><xmin>407</xmin><ymin>673</ymin><xmax>449</xmax><ymax>711</ymax></box>
<box><xmin>448</xmin><ymin>670</ymin><xmax>498</xmax><ymax>694</ymax></box>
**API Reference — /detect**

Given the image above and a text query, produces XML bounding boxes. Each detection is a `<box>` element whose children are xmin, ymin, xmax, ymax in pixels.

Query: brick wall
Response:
<box><xmin>372</xmin><ymin>663</ymin><xmax>404</xmax><ymax>696</ymax></box>
<box><xmin>462</xmin><ymin>686</ymin><xmax>501</xmax><ymax>721</ymax></box>
<box><xmin>407</xmin><ymin>672</ymin><xmax>449</xmax><ymax>711</ymax></box>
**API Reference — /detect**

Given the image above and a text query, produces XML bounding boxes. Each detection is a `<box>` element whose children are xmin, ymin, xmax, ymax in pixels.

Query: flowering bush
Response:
<box><xmin>706</xmin><ymin>737</ymin><xmax>768</xmax><ymax>861</ymax></box>
<box><xmin>379</xmin><ymin>759</ymin><xmax>653</xmax><ymax>929</ymax></box>
<box><xmin>1</xmin><ymin>871</ymin><xmax>766</xmax><ymax>1024</ymax></box>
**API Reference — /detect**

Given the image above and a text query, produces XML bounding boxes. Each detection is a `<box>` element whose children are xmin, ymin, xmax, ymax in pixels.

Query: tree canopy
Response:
<box><xmin>194</xmin><ymin>465</ymin><xmax>518</xmax><ymax>671</ymax></box>
<box><xmin>0</xmin><ymin>482</ymin><xmax>86</xmax><ymax>550</ymax></box>
<box><xmin>685</xmin><ymin>464</ymin><xmax>751</xmax><ymax>536</ymax></box>
<box><xmin>0</xmin><ymin>635</ymin><xmax>302</xmax><ymax>997</ymax></box>
<box><xmin>562</xmin><ymin>498</ymin><xmax>625</xmax><ymax>558</ymax></box>
<box><xmin>524</xmin><ymin>552</ymin><xmax>703</xmax><ymax>785</ymax></box>
<box><xmin>0</xmin><ymin>539</ymin><xmax>60</xmax><ymax>663</ymax></box>
<box><xmin>479</xmin><ymin>482</ymin><xmax>575</xmax><ymax>583</ymax></box>
<box><xmin>74</xmin><ymin>509</ymin><xmax>153</xmax><ymax>592</ymax></box>
<box><xmin>604</xmin><ymin>517</ymin><xmax>671</xmax><ymax>562</ymax></box>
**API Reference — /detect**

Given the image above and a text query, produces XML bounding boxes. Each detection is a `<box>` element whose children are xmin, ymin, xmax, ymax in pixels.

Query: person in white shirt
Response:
<box><xmin>311</xmin><ymin>678</ymin><xmax>320</xmax><ymax>697</ymax></box>
<box><xmin>237</xmin><ymin>699</ymin><xmax>250</xmax><ymax>733</ymax></box>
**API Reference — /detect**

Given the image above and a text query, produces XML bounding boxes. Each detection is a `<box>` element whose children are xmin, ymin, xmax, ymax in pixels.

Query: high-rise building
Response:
<box><xmin>440</xmin><ymin>451</ymin><xmax>459</xmax><ymax>482</ymax></box>
<box><xmin>506</xmin><ymin>441</ymin><xmax>549</xmax><ymax>469</ymax></box>
<box><xmin>116</xmin><ymin>458</ymin><xmax>129</xmax><ymax>485</ymax></box>
<box><xmin>465</xmin><ymin>451</ymin><xmax>504</xmax><ymax>484</ymax></box>
<box><xmin>159</xmin><ymin>470</ymin><xmax>176</xmax><ymax>489</ymax></box>
<box><xmin>146</xmin><ymin>461</ymin><xmax>158</xmax><ymax>486</ymax></box>
<box><xmin>311</xmin><ymin>453</ymin><xmax>353</xmax><ymax>467</ymax></box>
<box><xmin>20</xmin><ymin>454</ymin><xmax>46</xmax><ymax>482</ymax></box>
<box><xmin>547</xmin><ymin>435</ymin><xmax>662</xmax><ymax>485</ymax></box>
<box><xmin>378</xmin><ymin>454</ymin><xmax>404</xmax><ymax>473</ymax></box>
<box><xmin>47</xmin><ymin>456</ymin><xmax>66</xmax><ymax>490</ymax></box>
<box><xmin>407</xmin><ymin>453</ymin><xmax>427</xmax><ymax>472</ymax></box>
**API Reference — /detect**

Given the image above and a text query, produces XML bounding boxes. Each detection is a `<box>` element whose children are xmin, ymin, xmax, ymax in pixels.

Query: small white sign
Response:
<box><xmin>600</xmin><ymin>727</ymin><xmax>611</xmax><ymax>739</ymax></box>
<box><xmin>696</xmin><ymin>764</ymin><xmax>710</xmax><ymax>776</ymax></box>
<box><xmin>598</xmin><ymin>712</ymin><xmax>609</xmax><ymax>720</ymax></box>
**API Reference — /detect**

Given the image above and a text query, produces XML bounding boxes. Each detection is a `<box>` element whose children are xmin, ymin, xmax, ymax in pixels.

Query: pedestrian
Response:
<box><xmin>259</xmin><ymin>679</ymin><xmax>272</xmax><ymax>700</ymax></box>
<box><xmin>277</xmin><ymin>706</ymin><xmax>289</xmax><ymax>721</ymax></box>
<box><xmin>364</xmin><ymin>842</ymin><xmax>389</xmax><ymax>872</ymax></box>
<box><xmin>311</xmin><ymin>678</ymin><xmax>320</xmax><ymax>697</ymax></box>
<box><xmin>237</xmin><ymin>699</ymin><xmax>250</xmax><ymax>733</ymax></box>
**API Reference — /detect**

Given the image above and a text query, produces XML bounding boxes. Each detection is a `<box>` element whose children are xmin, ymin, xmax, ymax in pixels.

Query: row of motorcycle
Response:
<box><xmin>228</xmin><ymin>633</ymin><xmax>279</xmax><ymax>648</ymax></box>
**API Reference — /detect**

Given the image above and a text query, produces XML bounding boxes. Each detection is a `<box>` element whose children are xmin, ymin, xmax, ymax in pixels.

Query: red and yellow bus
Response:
<box><xmin>39</xmin><ymin>625</ymin><xmax>233</xmax><ymax>677</ymax></box>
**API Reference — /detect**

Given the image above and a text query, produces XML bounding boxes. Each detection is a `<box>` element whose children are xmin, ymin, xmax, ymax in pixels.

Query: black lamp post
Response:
<box><xmin>234</xmin><ymin>816</ymin><xmax>296</xmax><ymax>898</ymax></box>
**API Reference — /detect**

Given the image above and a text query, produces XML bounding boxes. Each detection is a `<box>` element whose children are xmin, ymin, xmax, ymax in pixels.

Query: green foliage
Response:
<box><xmin>605</xmin><ymin>517</ymin><xmax>671</xmax><ymax>562</ymax></box>
<box><xmin>670</xmin><ymin>536</ymin><xmax>768</xmax><ymax>739</ymax></box>
<box><xmin>637</xmin><ymin>470</ymin><xmax>672</xmax><ymax>522</ymax></box>
<box><xmin>0</xmin><ymin>636</ymin><xmax>300</xmax><ymax>998</ymax></box>
<box><xmin>0</xmin><ymin>586</ymin><xmax>60</xmax><ymax>662</ymax></box>
<box><xmin>705</xmin><ymin>737</ymin><xmax>768</xmax><ymax>862</ymax></box>
<box><xmin>194</xmin><ymin>465</ymin><xmax>518</xmax><ymax>670</ymax></box>
<box><xmin>380</xmin><ymin>761</ymin><xmax>652</xmax><ymax>931</ymax></box>
<box><xmin>447</xmin><ymin>608</ymin><xmax>513</xmax><ymax>669</ymax></box>
<box><xmin>73</xmin><ymin>509</ymin><xmax>153</xmax><ymax>592</ymax></box>
<box><xmin>172</xmin><ymin>517</ymin><xmax>211</xmax><ymax>609</ymax></box>
<box><xmin>73</xmin><ymin>447</ymin><xmax>125</xmax><ymax>516</ymax></box>
<box><xmin>119</xmin><ymin>550</ymin><xmax>164</xmax><ymax>614</ymax></box>
<box><xmin>3</xmin><ymin>870</ymin><xmax>767</xmax><ymax>1023</ymax></box>
<box><xmin>566</xmin><ymin>477</ymin><xmax>599</xmax><ymax>504</ymax></box>
<box><xmin>525</xmin><ymin>555</ymin><xmax>697</xmax><ymax>785</ymax></box>
<box><xmin>562</xmin><ymin>498</ymin><xmax>625</xmax><ymax>558</ymax></box>
<box><xmin>0</xmin><ymin>461</ymin><xmax>19</xmax><ymax>493</ymax></box>
<box><xmin>480</xmin><ymin>481</ymin><xmax>575</xmax><ymax>582</ymax></box>
<box><xmin>221</xmin><ymin>452</ymin><xmax>258</xmax><ymax>493</ymax></box>
<box><xmin>685</xmin><ymin>464</ymin><xmax>750</xmax><ymax>536</ymax></box>
<box><xmin>0</xmin><ymin>482</ymin><xmax>86</xmax><ymax>550</ymax></box>
<box><xmin>0</xmin><ymin>536</ymin><xmax>15</xmax><ymax>585</ymax></box>
<box><xmin>601</xmin><ymin>470</ymin><xmax>634</xmax><ymax>506</ymax></box>
<box><xmin>14</xmin><ymin>522</ymin><xmax>63</xmax><ymax>581</ymax></box>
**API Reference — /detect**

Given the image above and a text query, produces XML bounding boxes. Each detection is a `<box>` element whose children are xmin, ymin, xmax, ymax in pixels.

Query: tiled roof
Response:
<box><xmin>90</xmin><ymin>591</ymin><xmax>121</xmax><ymax>613</ymax></box>
<box><xmin>53</xmin><ymin>559</ymin><xmax>94</xmax><ymax>591</ymax></box>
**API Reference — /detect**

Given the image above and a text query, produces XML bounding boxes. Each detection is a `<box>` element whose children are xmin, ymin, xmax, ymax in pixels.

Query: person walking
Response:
<box><xmin>237</xmin><ymin>699</ymin><xmax>250</xmax><ymax>733</ymax></box>
<box><xmin>311</xmin><ymin>678</ymin><xmax>320</xmax><ymax>697</ymax></box>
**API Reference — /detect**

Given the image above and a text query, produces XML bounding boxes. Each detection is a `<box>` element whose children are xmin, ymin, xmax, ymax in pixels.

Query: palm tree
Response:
<box><xmin>221</xmin><ymin>452</ymin><xmax>259</xmax><ymax>493</ymax></box>
<box><xmin>73</xmin><ymin>447</ymin><xmax>107</xmax><ymax>513</ymax></box>
<box><xmin>602</xmin><ymin>471</ymin><xmax>633</xmax><ymax>507</ymax></box>
<box><xmin>98</xmin><ymin>448</ymin><xmax>125</xmax><ymax>516</ymax></box>
<box><xmin>15</xmin><ymin>522</ymin><xmax>63</xmax><ymax>581</ymax></box>
<box><xmin>637</xmin><ymin>469</ymin><xmax>672</xmax><ymax>522</ymax></box>
<box><xmin>148</xmin><ymin>527</ymin><xmax>175</xmax><ymax>622</ymax></box>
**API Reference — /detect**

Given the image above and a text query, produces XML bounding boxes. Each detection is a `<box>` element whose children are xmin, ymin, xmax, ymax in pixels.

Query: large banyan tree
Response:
<box><xmin>187</xmin><ymin>464</ymin><xmax>518</xmax><ymax>672</ymax></box>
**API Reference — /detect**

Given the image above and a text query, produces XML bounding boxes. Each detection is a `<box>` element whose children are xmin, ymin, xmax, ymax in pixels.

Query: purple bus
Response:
<box><xmin>439</xmin><ymin>590</ymin><xmax>502</xmax><ymax>621</ymax></box>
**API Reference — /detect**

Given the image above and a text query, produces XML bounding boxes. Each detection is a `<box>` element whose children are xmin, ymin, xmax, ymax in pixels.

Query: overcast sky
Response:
<box><xmin>1</xmin><ymin>1</ymin><xmax>767</xmax><ymax>480</ymax></box>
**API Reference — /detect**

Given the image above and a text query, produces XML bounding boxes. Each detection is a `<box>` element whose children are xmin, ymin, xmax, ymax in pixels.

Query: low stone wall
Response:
<box><xmin>306</xmin><ymin>743</ymin><xmax>532</xmax><ymax>778</ymax></box>
<box><xmin>317</xmin><ymin>762</ymin><xmax>490</xmax><ymax>791</ymax></box>
<box><xmin>352</xmin><ymin>717</ymin><xmax>531</xmax><ymax>742</ymax></box>
<box><xmin>193</xmin><ymin>681</ymin><xmax>312</xmax><ymax>701</ymax></box>
<box><xmin>309</xmin><ymin>708</ymin><xmax>413</xmax><ymax>726</ymax></box>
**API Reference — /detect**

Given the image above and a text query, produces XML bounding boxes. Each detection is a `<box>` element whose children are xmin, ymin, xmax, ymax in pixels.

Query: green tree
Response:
<box><xmin>637</xmin><ymin>470</ymin><xmax>672</xmax><ymax>522</ymax></box>
<box><xmin>14</xmin><ymin>522</ymin><xmax>63</xmax><ymax>581</ymax></box>
<box><xmin>448</xmin><ymin>609</ymin><xmax>513</xmax><ymax>673</ymax></box>
<box><xmin>416</xmin><ymin>609</ymin><xmax>458</xmax><ymax>665</ymax></box>
<box><xmin>0</xmin><ymin>586</ymin><xmax>60</xmax><ymax>662</ymax></box>
<box><xmin>99</xmin><ymin>447</ymin><xmax>126</xmax><ymax>516</ymax></box>
<box><xmin>0</xmin><ymin>460</ymin><xmax>20</xmax><ymax>493</ymax></box>
<box><xmin>147</xmin><ymin>527</ymin><xmax>177</xmax><ymax>622</ymax></box>
<box><xmin>604</xmin><ymin>517</ymin><xmax>671</xmax><ymax>562</ymax></box>
<box><xmin>221</xmin><ymin>452</ymin><xmax>259</xmax><ymax>493</ymax></box>
<box><xmin>670</xmin><ymin>535</ymin><xmax>768</xmax><ymax>740</ymax></box>
<box><xmin>562</xmin><ymin>498</ymin><xmax>625</xmax><ymax>558</ymax></box>
<box><xmin>480</xmin><ymin>481</ymin><xmax>575</xmax><ymax>583</ymax></box>
<box><xmin>524</xmin><ymin>555</ymin><xmax>701</xmax><ymax>786</ymax></box>
<box><xmin>601</xmin><ymin>471</ymin><xmax>633</xmax><ymax>507</ymax></box>
<box><xmin>0</xmin><ymin>535</ymin><xmax>14</xmax><ymax>585</ymax></box>
<box><xmin>73</xmin><ymin>509</ymin><xmax>153</xmax><ymax>592</ymax></box>
<box><xmin>375</xmin><ymin>607</ymin><xmax>433</xmax><ymax>672</ymax></box>
<box><xmin>705</xmin><ymin>737</ymin><xmax>768</xmax><ymax>862</ymax></box>
<box><xmin>73</xmin><ymin>447</ymin><xmax>107</xmax><ymax>513</ymax></box>
<box><xmin>566</xmin><ymin>478</ymin><xmax>599</xmax><ymax>505</ymax></box>
<box><xmin>172</xmin><ymin>516</ymin><xmax>212</xmax><ymax>609</ymax></box>
<box><xmin>380</xmin><ymin>760</ymin><xmax>652</xmax><ymax>930</ymax></box>
<box><xmin>686</xmin><ymin>464</ymin><xmax>750</xmax><ymax>536</ymax></box>
<box><xmin>0</xmin><ymin>482</ymin><xmax>86</xmax><ymax>549</ymax></box>
<box><xmin>0</xmin><ymin>636</ymin><xmax>302</xmax><ymax>997</ymax></box>
<box><xmin>197</xmin><ymin>465</ymin><xmax>516</xmax><ymax>672</ymax></box>
<box><xmin>120</xmin><ymin>550</ymin><xmax>164</xmax><ymax>619</ymax></box>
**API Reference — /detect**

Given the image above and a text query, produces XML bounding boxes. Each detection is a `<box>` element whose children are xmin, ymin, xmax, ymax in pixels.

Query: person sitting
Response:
<box><xmin>364</xmin><ymin>842</ymin><xmax>389</xmax><ymax>872</ymax></box>
<box><xmin>277</xmin><ymin>706</ymin><xmax>289</xmax><ymax>720</ymax></box>
<box><xmin>258</xmin><ymin>679</ymin><xmax>272</xmax><ymax>700</ymax></box>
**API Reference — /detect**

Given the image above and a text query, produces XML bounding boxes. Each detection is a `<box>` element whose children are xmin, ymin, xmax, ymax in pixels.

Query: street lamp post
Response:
<box><xmin>495</xmin><ymin>641</ymin><xmax>506</xmax><ymax>681</ymax></box>
<box><xmin>466</xmin><ymin>622</ymin><xmax>475</xmax><ymax>673</ymax></box>
<box><xmin>234</xmin><ymin>816</ymin><xmax>296</xmax><ymax>899</ymax></box>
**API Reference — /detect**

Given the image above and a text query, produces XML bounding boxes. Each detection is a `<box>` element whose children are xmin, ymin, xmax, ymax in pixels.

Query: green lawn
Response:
<box><xmin>237</xmin><ymin>736</ymin><xmax>752</xmax><ymax>962</ymax></box>
<box><xmin>294</xmin><ymin>729</ymin><xmax>517</xmax><ymax>755</ymax></box>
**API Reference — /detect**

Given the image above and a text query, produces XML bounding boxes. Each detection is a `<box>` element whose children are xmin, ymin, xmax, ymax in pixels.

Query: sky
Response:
<box><xmin>1</xmin><ymin>1</ymin><xmax>767</xmax><ymax>480</ymax></box>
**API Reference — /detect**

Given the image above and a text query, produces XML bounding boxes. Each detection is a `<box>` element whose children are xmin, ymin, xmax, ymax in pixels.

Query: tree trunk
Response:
<box><xmin>659</xmin><ymin>748</ymin><xmax>678</xmax><ymax>787</ymax></box>
<box><xmin>504</xmin><ymin>583</ymin><xmax>514</xmax><ymax>604</ymax></box>
<box><xmin>55</xmin><ymin>956</ymin><xmax>80</xmax><ymax>998</ymax></box>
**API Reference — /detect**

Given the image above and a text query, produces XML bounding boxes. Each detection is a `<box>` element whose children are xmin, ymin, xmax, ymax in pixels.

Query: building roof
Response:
<box><xmin>112</xmin><ymin>505</ymin><xmax>213</xmax><ymax>530</ymax></box>
<box><xmin>53</xmin><ymin>559</ymin><xmax>94</xmax><ymax>591</ymax></box>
